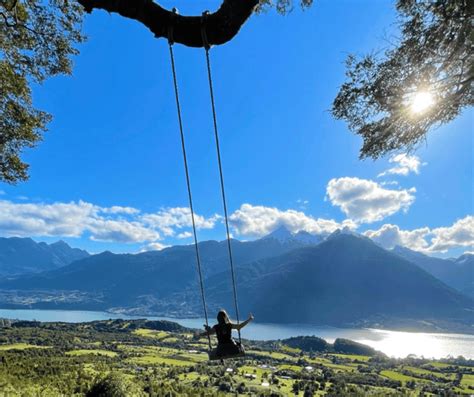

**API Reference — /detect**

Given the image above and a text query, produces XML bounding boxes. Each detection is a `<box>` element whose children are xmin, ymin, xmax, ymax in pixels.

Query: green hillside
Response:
<box><xmin>0</xmin><ymin>319</ymin><xmax>472</xmax><ymax>396</ymax></box>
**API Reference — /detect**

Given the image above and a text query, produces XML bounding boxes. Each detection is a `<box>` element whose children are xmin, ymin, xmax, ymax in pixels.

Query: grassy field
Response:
<box><xmin>0</xmin><ymin>343</ymin><xmax>49</xmax><ymax>350</ymax></box>
<box><xmin>0</xmin><ymin>319</ymin><xmax>472</xmax><ymax>396</ymax></box>
<box><xmin>132</xmin><ymin>328</ymin><xmax>169</xmax><ymax>339</ymax></box>
<box><xmin>461</xmin><ymin>374</ymin><xmax>474</xmax><ymax>387</ymax></box>
<box><xmin>66</xmin><ymin>349</ymin><xmax>118</xmax><ymax>357</ymax></box>
<box><xmin>381</xmin><ymin>370</ymin><xmax>424</xmax><ymax>385</ymax></box>
<box><xmin>127</xmin><ymin>354</ymin><xmax>194</xmax><ymax>366</ymax></box>
<box><xmin>403</xmin><ymin>365</ymin><xmax>455</xmax><ymax>380</ymax></box>
<box><xmin>330</xmin><ymin>353</ymin><xmax>371</xmax><ymax>362</ymax></box>
<box><xmin>247</xmin><ymin>349</ymin><xmax>297</xmax><ymax>361</ymax></box>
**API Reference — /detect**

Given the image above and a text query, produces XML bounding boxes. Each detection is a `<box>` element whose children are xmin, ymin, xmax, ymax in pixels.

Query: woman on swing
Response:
<box><xmin>200</xmin><ymin>310</ymin><xmax>254</xmax><ymax>359</ymax></box>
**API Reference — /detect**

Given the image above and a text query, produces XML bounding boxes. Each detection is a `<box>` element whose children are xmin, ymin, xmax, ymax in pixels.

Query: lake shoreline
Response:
<box><xmin>1</xmin><ymin>305</ymin><xmax>473</xmax><ymax>336</ymax></box>
<box><xmin>0</xmin><ymin>308</ymin><xmax>473</xmax><ymax>359</ymax></box>
<box><xmin>106</xmin><ymin>308</ymin><xmax>474</xmax><ymax>336</ymax></box>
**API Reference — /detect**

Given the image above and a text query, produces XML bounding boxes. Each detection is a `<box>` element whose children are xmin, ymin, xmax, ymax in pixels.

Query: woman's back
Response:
<box><xmin>214</xmin><ymin>323</ymin><xmax>233</xmax><ymax>345</ymax></box>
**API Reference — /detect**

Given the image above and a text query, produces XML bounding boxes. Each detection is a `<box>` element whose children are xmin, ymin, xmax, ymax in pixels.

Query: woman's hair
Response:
<box><xmin>217</xmin><ymin>309</ymin><xmax>230</xmax><ymax>325</ymax></box>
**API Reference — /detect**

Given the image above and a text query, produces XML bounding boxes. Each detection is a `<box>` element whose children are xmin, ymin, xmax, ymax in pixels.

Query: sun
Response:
<box><xmin>410</xmin><ymin>91</ymin><xmax>434</xmax><ymax>114</ymax></box>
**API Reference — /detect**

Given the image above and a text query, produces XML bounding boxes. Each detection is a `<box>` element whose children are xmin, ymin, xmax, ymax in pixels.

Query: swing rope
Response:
<box><xmin>168</xmin><ymin>13</ymin><xmax>212</xmax><ymax>352</ymax></box>
<box><xmin>201</xmin><ymin>12</ymin><xmax>242</xmax><ymax>344</ymax></box>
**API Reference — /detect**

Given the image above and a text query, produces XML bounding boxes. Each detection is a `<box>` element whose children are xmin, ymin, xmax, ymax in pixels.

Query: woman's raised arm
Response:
<box><xmin>232</xmin><ymin>313</ymin><xmax>254</xmax><ymax>331</ymax></box>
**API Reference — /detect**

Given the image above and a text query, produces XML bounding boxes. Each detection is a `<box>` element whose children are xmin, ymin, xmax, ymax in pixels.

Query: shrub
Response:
<box><xmin>86</xmin><ymin>373</ymin><xmax>145</xmax><ymax>397</ymax></box>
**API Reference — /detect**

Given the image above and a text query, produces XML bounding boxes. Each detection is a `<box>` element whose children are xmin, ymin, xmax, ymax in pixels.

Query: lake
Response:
<box><xmin>0</xmin><ymin>308</ymin><xmax>472</xmax><ymax>359</ymax></box>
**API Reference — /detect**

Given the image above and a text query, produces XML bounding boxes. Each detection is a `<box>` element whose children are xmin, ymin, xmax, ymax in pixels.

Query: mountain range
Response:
<box><xmin>0</xmin><ymin>237</ymin><xmax>89</xmax><ymax>276</ymax></box>
<box><xmin>0</xmin><ymin>232</ymin><xmax>315</xmax><ymax>313</ymax></box>
<box><xmin>0</xmin><ymin>231</ymin><xmax>472</xmax><ymax>332</ymax></box>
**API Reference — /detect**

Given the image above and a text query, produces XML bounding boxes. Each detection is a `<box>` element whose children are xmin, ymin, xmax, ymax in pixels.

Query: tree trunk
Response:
<box><xmin>78</xmin><ymin>0</ymin><xmax>259</xmax><ymax>47</ymax></box>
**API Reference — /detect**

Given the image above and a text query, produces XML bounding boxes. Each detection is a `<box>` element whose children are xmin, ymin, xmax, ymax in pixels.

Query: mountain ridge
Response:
<box><xmin>393</xmin><ymin>245</ymin><xmax>474</xmax><ymax>298</ymax></box>
<box><xmin>202</xmin><ymin>234</ymin><xmax>473</xmax><ymax>328</ymax></box>
<box><xmin>0</xmin><ymin>232</ymin><xmax>472</xmax><ymax>333</ymax></box>
<box><xmin>0</xmin><ymin>237</ymin><xmax>90</xmax><ymax>276</ymax></box>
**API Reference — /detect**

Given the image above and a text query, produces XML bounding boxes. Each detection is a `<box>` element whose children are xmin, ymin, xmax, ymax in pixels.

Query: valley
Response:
<box><xmin>0</xmin><ymin>318</ymin><xmax>473</xmax><ymax>396</ymax></box>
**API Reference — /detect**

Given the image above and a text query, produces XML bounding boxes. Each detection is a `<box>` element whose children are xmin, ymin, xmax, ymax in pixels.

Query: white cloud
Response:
<box><xmin>229</xmin><ymin>203</ymin><xmax>355</xmax><ymax>238</ymax></box>
<box><xmin>0</xmin><ymin>200</ymin><xmax>98</xmax><ymax>238</ymax></box>
<box><xmin>0</xmin><ymin>200</ymin><xmax>215</xmax><ymax>245</ymax></box>
<box><xmin>378</xmin><ymin>154</ymin><xmax>425</xmax><ymax>177</ymax></box>
<box><xmin>100</xmin><ymin>206</ymin><xmax>140</xmax><ymax>215</ymax></box>
<box><xmin>364</xmin><ymin>224</ymin><xmax>431</xmax><ymax>251</ymax></box>
<box><xmin>326</xmin><ymin>177</ymin><xmax>416</xmax><ymax>223</ymax></box>
<box><xmin>141</xmin><ymin>207</ymin><xmax>219</xmax><ymax>236</ymax></box>
<box><xmin>177</xmin><ymin>231</ymin><xmax>192</xmax><ymax>239</ymax></box>
<box><xmin>364</xmin><ymin>215</ymin><xmax>474</xmax><ymax>253</ymax></box>
<box><xmin>140</xmin><ymin>242</ymin><xmax>169</xmax><ymax>252</ymax></box>
<box><xmin>380</xmin><ymin>180</ymin><xmax>399</xmax><ymax>187</ymax></box>
<box><xmin>3</xmin><ymin>196</ymin><xmax>468</xmax><ymax>256</ymax></box>
<box><xmin>429</xmin><ymin>216</ymin><xmax>474</xmax><ymax>252</ymax></box>
<box><xmin>88</xmin><ymin>219</ymin><xmax>160</xmax><ymax>243</ymax></box>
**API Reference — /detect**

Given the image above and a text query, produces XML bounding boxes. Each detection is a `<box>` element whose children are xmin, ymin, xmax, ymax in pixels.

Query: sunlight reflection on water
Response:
<box><xmin>357</xmin><ymin>328</ymin><xmax>474</xmax><ymax>359</ymax></box>
<box><xmin>0</xmin><ymin>309</ymin><xmax>472</xmax><ymax>359</ymax></box>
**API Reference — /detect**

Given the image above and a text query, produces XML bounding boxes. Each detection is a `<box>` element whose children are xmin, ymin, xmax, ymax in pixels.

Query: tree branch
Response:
<box><xmin>77</xmin><ymin>0</ymin><xmax>259</xmax><ymax>47</ymax></box>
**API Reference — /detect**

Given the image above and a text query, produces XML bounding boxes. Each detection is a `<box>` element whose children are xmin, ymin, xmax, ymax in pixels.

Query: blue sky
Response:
<box><xmin>0</xmin><ymin>0</ymin><xmax>472</xmax><ymax>256</ymax></box>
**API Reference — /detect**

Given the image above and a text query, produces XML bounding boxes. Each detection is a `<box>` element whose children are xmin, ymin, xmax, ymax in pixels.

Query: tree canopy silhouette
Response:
<box><xmin>332</xmin><ymin>0</ymin><xmax>473</xmax><ymax>159</ymax></box>
<box><xmin>1</xmin><ymin>0</ymin><xmax>472</xmax><ymax>183</ymax></box>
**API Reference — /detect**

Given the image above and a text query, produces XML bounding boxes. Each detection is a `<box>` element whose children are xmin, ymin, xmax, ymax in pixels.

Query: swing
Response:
<box><xmin>167</xmin><ymin>9</ymin><xmax>246</xmax><ymax>361</ymax></box>
<box><xmin>209</xmin><ymin>341</ymin><xmax>245</xmax><ymax>361</ymax></box>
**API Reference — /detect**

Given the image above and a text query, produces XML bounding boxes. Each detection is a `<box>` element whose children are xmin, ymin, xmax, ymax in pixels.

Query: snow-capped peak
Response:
<box><xmin>326</xmin><ymin>227</ymin><xmax>367</xmax><ymax>241</ymax></box>
<box><xmin>455</xmin><ymin>253</ymin><xmax>474</xmax><ymax>265</ymax></box>
<box><xmin>294</xmin><ymin>230</ymin><xmax>323</xmax><ymax>245</ymax></box>
<box><xmin>263</xmin><ymin>225</ymin><xmax>293</xmax><ymax>242</ymax></box>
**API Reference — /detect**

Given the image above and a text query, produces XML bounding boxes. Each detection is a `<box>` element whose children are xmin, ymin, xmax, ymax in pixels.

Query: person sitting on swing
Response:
<box><xmin>201</xmin><ymin>310</ymin><xmax>254</xmax><ymax>358</ymax></box>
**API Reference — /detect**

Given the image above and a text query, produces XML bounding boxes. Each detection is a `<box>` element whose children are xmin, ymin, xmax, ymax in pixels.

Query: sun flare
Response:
<box><xmin>410</xmin><ymin>91</ymin><xmax>434</xmax><ymax>114</ymax></box>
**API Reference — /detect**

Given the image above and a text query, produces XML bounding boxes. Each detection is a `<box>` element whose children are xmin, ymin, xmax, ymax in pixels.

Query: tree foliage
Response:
<box><xmin>258</xmin><ymin>0</ymin><xmax>313</xmax><ymax>14</ymax></box>
<box><xmin>86</xmin><ymin>373</ymin><xmax>146</xmax><ymax>397</ymax></box>
<box><xmin>332</xmin><ymin>0</ymin><xmax>473</xmax><ymax>159</ymax></box>
<box><xmin>0</xmin><ymin>0</ymin><xmax>84</xmax><ymax>183</ymax></box>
